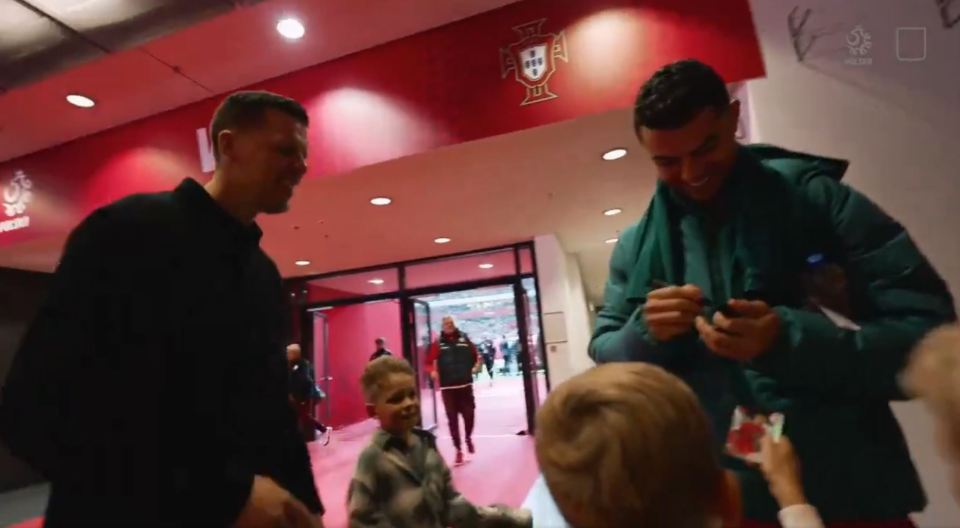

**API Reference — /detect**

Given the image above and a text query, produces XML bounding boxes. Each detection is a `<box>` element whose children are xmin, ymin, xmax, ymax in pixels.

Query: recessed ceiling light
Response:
<box><xmin>295</xmin><ymin>260</ymin><xmax>311</xmax><ymax>266</ymax></box>
<box><xmin>370</xmin><ymin>197</ymin><xmax>392</xmax><ymax>206</ymax></box>
<box><xmin>602</xmin><ymin>148</ymin><xmax>628</xmax><ymax>161</ymax></box>
<box><xmin>368</xmin><ymin>278</ymin><xmax>385</xmax><ymax>285</ymax></box>
<box><xmin>605</xmin><ymin>238</ymin><xmax>619</xmax><ymax>244</ymax></box>
<box><xmin>276</xmin><ymin>18</ymin><xmax>305</xmax><ymax>39</ymax></box>
<box><xmin>66</xmin><ymin>94</ymin><xmax>95</xmax><ymax>108</ymax></box>
<box><xmin>478</xmin><ymin>263</ymin><xmax>494</xmax><ymax>269</ymax></box>
<box><xmin>434</xmin><ymin>237</ymin><xmax>451</xmax><ymax>244</ymax></box>
<box><xmin>603</xmin><ymin>208</ymin><xmax>623</xmax><ymax>216</ymax></box>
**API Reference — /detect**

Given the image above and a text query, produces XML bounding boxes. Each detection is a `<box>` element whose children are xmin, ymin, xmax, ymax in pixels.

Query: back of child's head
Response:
<box><xmin>535</xmin><ymin>363</ymin><xmax>723</xmax><ymax>528</ymax></box>
<box><xmin>361</xmin><ymin>355</ymin><xmax>415</xmax><ymax>404</ymax></box>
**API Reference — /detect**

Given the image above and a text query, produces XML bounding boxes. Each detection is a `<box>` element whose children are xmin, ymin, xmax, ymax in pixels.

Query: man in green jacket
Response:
<box><xmin>591</xmin><ymin>59</ymin><xmax>956</xmax><ymax>525</ymax></box>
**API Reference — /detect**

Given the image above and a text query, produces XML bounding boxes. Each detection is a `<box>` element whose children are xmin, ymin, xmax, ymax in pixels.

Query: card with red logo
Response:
<box><xmin>725</xmin><ymin>406</ymin><xmax>784</xmax><ymax>463</ymax></box>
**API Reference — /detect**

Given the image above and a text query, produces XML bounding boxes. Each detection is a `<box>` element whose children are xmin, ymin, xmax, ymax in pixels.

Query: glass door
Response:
<box><xmin>312</xmin><ymin>311</ymin><xmax>332</xmax><ymax>426</ymax></box>
<box><xmin>523</xmin><ymin>277</ymin><xmax>549</xmax><ymax>400</ymax></box>
<box><xmin>514</xmin><ymin>280</ymin><xmax>541</xmax><ymax>433</ymax></box>
<box><xmin>409</xmin><ymin>299</ymin><xmax>438</xmax><ymax>431</ymax></box>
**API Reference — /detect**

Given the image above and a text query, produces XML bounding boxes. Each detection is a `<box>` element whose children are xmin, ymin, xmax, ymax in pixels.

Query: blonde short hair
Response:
<box><xmin>535</xmin><ymin>363</ymin><xmax>722</xmax><ymax>528</ymax></box>
<box><xmin>361</xmin><ymin>356</ymin><xmax>415</xmax><ymax>404</ymax></box>
<box><xmin>904</xmin><ymin>325</ymin><xmax>960</xmax><ymax>434</ymax></box>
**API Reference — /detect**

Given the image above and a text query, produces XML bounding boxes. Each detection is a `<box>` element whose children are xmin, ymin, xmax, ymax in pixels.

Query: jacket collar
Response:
<box><xmin>174</xmin><ymin>178</ymin><xmax>263</xmax><ymax>246</ymax></box>
<box><xmin>373</xmin><ymin>429</ymin><xmax>423</xmax><ymax>484</ymax></box>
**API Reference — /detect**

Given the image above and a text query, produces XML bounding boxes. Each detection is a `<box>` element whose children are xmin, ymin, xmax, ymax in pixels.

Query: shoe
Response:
<box><xmin>455</xmin><ymin>451</ymin><xmax>464</xmax><ymax>465</ymax></box>
<box><xmin>466</xmin><ymin>439</ymin><xmax>475</xmax><ymax>454</ymax></box>
<box><xmin>317</xmin><ymin>427</ymin><xmax>332</xmax><ymax>446</ymax></box>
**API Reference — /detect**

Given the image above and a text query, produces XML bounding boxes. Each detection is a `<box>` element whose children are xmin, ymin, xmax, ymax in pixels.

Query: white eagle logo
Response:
<box><xmin>3</xmin><ymin>171</ymin><xmax>33</xmax><ymax>218</ymax></box>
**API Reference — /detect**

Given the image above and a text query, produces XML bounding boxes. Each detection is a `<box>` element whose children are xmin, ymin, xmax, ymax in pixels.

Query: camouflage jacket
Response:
<box><xmin>347</xmin><ymin>428</ymin><xmax>531</xmax><ymax>528</ymax></box>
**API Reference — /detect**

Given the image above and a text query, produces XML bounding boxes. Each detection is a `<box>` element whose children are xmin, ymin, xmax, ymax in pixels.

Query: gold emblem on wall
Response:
<box><xmin>500</xmin><ymin>19</ymin><xmax>569</xmax><ymax>106</ymax></box>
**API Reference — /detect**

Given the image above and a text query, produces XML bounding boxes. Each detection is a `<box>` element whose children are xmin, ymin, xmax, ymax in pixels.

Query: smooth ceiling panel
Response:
<box><xmin>144</xmin><ymin>0</ymin><xmax>519</xmax><ymax>94</ymax></box>
<box><xmin>0</xmin><ymin>0</ymin><xmax>58</xmax><ymax>56</ymax></box>
<box><xmin>0</xmin><ymin>0</ymin><xmax>104</xmax><ymax>91</ymax></box>
<box><xmin>0</xmin><ymin>0</ymin><xmax>253</xmax><ymax>91</ymax></box>
<box><xmin>0</xmin><ymin>49</ymin><xmax>209</xmax><ymax>162</ymax></box>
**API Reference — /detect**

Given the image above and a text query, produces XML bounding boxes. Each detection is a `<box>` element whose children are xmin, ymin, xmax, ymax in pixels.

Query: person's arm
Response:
<box><xmin>467</xmin><ymin>339</ymin><xmax>482</xmax><ymax>373</ymax></box>
<box><xmin>778</xmin><ymin>505</ymin><xmax>825</xmax><ymax>528</ymax></box>
<box><xmin>760</xmin><ymin>435</ymin><xmax>825</xmax><ymax>528</ymax></box>
<box><xmin>0</xmin><ymin>210</ymin><xmax>115</xmax><ymax>479</ymax></box>
<box><xmin>426</xmin><ymin>340</ymin><xmax>440</xmax><ymax>380</ymax></box>
<box><xmin>346</xmin><ymin>452</ymin><xmax>390</xmax><ymax>528</ymax></box>
<box><xmin>0</xmin><ymin>208</ymin><xmax>259</xmax><ymax>525</ymax></box>
<box><xmin>436</xmin><ymin>447</ymin><xmax>481</xmax><ymax>527</ymax></box>
<box><xmin>753</xmin><ymin>173</ymin><xmax>956</xmax><ymax>400</ymax></box>
<box><xmin>588</xmin><ymin>223</ymin><xmax>698</xmax><ymax>366</ymax></box>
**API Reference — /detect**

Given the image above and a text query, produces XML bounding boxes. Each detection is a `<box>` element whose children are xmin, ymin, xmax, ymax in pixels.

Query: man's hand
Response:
<box><xmin>234</xmin><ymin>475</ymin><xmax>321</xmax><ymax>528</ymax></box>
<box><xmin>642</xmin><ymin>284</ymin><xmax>703</xmax><ymax>342</ymax></box>
<box><xmin>430</xmin><ymin>370</ymin><xmax>438</xmax><ymax>383</ymax></box>
<box><xmin>695</xmin><ymin>299</ymin><xmax>781</xmax><ymax>361</ymax></box>
<box><xmin>759</xmin><ymin>434</ymin><xmax>807</xmax><ymax>509</ymax></box>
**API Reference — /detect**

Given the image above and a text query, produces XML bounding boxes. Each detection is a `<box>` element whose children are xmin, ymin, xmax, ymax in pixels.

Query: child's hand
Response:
<box><xmin>759</xmin><ymin>434</ymin><xmax>807</xmax><ymax>508</ymax></box>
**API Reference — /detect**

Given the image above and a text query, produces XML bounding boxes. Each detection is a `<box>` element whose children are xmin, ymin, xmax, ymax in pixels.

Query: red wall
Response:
<box><xmin>317</xmin><ymin>300</ymin><xmax>403</xmax><ymax>428</ymax></box>
<box><xmin>0</xmin><ymin>0</ymin><xmax>764</xmax><ymax>250</ymax></box>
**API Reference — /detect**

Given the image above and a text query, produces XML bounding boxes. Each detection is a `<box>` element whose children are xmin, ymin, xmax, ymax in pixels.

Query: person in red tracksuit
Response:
<box><xmin>426</xmin><ymin>316</ymin><xmax>482</xmax><ymax>465</ymax></box>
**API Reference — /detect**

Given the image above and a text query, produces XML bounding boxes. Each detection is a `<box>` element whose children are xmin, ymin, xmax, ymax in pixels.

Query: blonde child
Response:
<box><xmin>347</xmin><ymin>356</ymin><xmax>531</xmax><ymax>528</ymax></box>
<box><xmin>535</xmin><ymin>363</ymin><xmax>823</xmax><ymax>528</ymax></box>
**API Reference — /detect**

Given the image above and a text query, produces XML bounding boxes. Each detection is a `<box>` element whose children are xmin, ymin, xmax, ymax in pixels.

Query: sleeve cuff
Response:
<box><xmin>591</xmin><ymin>318</ymin><xmax>696</xmax><ymax>367</ymax></box>
<box><xmin>778</xmin><ymin>504</ymin><xmax>825</xmax><ymax>528</ymax></box>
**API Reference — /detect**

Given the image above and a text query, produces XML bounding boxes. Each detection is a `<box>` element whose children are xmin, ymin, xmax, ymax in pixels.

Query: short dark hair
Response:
<box><xmin>633</xmin><ymin>59</ymin><xmax>730</xmax><ymax>131</ymax></box>
<box><xmin>209</xmin><ymin>91</ymin><xmax>309</xmax><ymax>161</ymax></box>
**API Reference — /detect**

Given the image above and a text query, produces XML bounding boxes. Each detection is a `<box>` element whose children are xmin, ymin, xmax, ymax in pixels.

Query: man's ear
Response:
<box><xmin>366</xmin><ymin>403</ymin><xmax>376</xmax><ymax>418</ymax></box>
<box><xmin>217</xmin><ymin>129</ymin><xmax>236</xmax><ymax>161</ymax></box>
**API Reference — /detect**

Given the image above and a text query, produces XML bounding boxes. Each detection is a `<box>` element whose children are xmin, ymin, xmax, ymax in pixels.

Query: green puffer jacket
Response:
<box><xmin>590</xmin><ymin>144</ymin><xmax>956</xmax><ymax>522</ymax></box>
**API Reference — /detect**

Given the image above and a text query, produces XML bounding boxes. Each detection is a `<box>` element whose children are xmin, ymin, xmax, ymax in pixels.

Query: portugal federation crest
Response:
<box><xmin>500</xmin><ymin>19</ymin><xmax>568</xmax><ymax>106</ymax></box>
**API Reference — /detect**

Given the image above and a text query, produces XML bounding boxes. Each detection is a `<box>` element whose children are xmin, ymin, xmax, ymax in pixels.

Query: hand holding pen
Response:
<box><xmin>643</xmin><ymin>279</ymin><xmax>704</xmax><ymax>342</ymax></box>
<box><xmin>647</xmin><ymin>280</ymin><xmax>781</xmax><ymax>360</ymax></box>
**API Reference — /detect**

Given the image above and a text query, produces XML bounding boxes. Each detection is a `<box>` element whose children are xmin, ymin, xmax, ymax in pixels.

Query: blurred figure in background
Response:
<box><xmin>369</xmin><ymin>337</ymin><xmax>393</xmax><ymax>362</ymax></box>
<box><xmin>480</xmin><ymin>339</ymin><xmax>497</xmax><ymax>385</ymax></box>
<box><xmin>287</xmin><ymin>344</ymin><xmax>331</xmax><ymax>446</ymax></box>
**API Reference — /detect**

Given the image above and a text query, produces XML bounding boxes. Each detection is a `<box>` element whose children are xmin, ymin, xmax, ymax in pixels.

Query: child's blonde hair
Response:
<box><xmin>361</xmin><ymin>356</ymin><xmax>415</xmax><ymax>404</ymax></box>
<box><xmin>535</xmin><ymin>363</ymin><xmax>722</xmax><ymax>528</ymax></box>
<box><xmin>904</xmin><ymin>325</ymin><xmax>960</xmax><ymax>436</ymax></box>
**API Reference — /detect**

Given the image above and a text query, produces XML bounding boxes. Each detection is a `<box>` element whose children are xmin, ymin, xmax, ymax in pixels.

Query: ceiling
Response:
<box><xmin>0</xmin><ymin>0</ymin><xmax>261</xmax><ymax>93</ymax></box>
<box><xmin>0</xmin><ymin>108</ymin><xmax>654</xmax><ymax>304</ymax></box>
<box><xmin>0</xmin><ymin>0</ymin><xmax>654</xmax><ymax>305</ymax></box>
<box><xmin>261</xmin><ymin>107</ymin><xmax>654</xmax><ymax>305</ymax></box>
<box><xmin>0</xmin><ymin>0</ymin><xmax>519</xmax><ymax>162</ymax></box>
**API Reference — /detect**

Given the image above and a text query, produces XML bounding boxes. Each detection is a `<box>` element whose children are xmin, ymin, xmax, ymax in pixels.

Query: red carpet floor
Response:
<box><xmin>8</xmin><ymin>377</ymin><xmax>539</xmax><ymax>528</ymax></box>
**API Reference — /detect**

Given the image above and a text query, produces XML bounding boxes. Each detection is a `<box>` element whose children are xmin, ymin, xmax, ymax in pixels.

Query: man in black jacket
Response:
<box><xmin>0</xmin><ymin>91</ymin><xmax>323</xmax><ymax>527</ymax></box>
<box><xmin>427</xmin><ymin>316</ymin><xmax>481</xmax><ymax>465</ymax></box>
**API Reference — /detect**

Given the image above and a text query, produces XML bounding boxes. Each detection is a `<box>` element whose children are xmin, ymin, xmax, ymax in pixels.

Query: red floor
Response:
<box><xmin>9</xmin><ymin>377</ymin><xmax>539</xmax><ymax>528</ymax></box>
